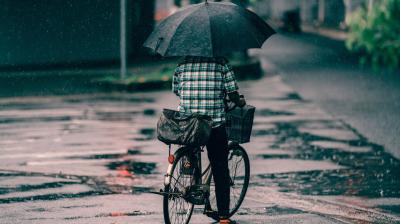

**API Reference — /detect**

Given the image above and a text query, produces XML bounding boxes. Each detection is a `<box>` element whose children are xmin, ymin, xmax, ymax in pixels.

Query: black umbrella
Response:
<box><xmin>143</xmin><ymin>1</ymin><xmax>275</xmax><ymax>57</ymax></box>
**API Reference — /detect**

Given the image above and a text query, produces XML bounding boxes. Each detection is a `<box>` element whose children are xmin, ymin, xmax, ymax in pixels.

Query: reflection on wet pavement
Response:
<box><xmin>0</xmin><ymin>93</ymin><xmax>160</xmax><ymax>211</ymax></box>
<box><xmin>106</xmin><ymin>161</ymin><xmax>157</xmax><ymax>175</ymax></box>
<box><xmin>0</xmin><ymin>75</ymin><xmax>399</xmax><ymax>223</ymax></box>
<box><xmin>252</xmin><ymin>118</ymin><xmax>400</xmax><ymax>198</ymax></box>
<box><xmin>236</xmin><ymin>205</ymin><xmax>305</xmax><ymax>216</ymax></box>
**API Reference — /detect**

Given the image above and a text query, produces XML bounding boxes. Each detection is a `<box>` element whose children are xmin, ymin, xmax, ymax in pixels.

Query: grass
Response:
<box><xmin>96</xmin><ymin>56</ymin><xmax>261</xmax><ymax>90</ymax></box>
<box><xmin>99</xmin><ymin>66</ymin><xmax>175</xmax><ymax>84</ymax></box>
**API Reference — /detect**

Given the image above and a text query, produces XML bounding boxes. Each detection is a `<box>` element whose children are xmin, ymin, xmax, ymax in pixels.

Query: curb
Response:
<box><xmin>93</xmin><ymin>58</ymin><xmax>263</xmax><ymax>92</ymax></box>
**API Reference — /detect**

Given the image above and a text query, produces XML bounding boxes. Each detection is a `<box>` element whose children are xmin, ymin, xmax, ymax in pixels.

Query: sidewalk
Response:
<box><xmin>0</xmin><ymin>56</ymin><xmax>262</xmax><ymax>97</ymax></box>
<box><xmin>301</xmin><ymin>24</ymin><xmax>348</xmax><ymax>41</ymax></box>
<box><xmin>254</xmin><ymin>31</ymin><xmax>400</xmax><ymax>161</ymax></box>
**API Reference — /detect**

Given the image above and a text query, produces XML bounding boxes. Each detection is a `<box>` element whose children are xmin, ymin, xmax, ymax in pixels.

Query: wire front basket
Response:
<box><xmin>225</xmin><ymin>105</ymin><xmax>255</xmax><ymax>143</ymax></box>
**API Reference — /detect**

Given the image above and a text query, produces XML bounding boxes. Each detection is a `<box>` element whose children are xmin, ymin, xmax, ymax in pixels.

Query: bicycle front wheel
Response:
<box><xmin>208</xmin><ymin>144</ymin><xmax>250</xmax><ymax>220</ymax></box>
<box><xmin>163</xmin><ymin>149</ymin><xmax>195</xmax><ymax>224</ymax></box>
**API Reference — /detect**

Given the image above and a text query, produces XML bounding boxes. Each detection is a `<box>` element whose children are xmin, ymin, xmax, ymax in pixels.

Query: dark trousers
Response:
<box><xmin>206</xmin><ymin>124</ymin><xmax>230</xmax><ymax>217</ymax></box>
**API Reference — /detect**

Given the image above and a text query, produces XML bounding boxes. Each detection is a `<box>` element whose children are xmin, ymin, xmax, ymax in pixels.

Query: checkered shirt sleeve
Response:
<box><xmin>172</xmin><ymin>67</ymin><xmax>181</xmax><ymax>96</ymax></box>
<box><xmin>222</xmin><ymin>63</ymin><xmax>239</xmax><ymax>93</ymax></box>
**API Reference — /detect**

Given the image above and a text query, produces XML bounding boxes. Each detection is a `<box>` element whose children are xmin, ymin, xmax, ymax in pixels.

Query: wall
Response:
<box><xmin>0</xmin><ymin>0</ymin><xmax>154</xmax><ymax>69</ymax></box>
<box><xmin>252</xmin><ymin>0</ymin><xmax>363</xmax><ymax>27</ymax></box>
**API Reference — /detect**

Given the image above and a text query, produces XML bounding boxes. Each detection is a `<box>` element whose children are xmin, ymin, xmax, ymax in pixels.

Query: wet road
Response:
<box><xmin>0</xmin><ymin>69</ymin><xmax>399</xmax><ymax>223</ymax></box>
<box><xmin>255</xmin><ymin>33</ymin><xmax>400</xmax><ymax>160</ymax></box>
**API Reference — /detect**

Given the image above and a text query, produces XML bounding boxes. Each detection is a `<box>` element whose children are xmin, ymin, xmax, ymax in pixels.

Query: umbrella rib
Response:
<box><xmin>233</xmin><ymin>6</ymin><xmax>271</xmax><ymax>48</ymax></box>
<box><xmin>143</xmin><ymin>5</ymin><xmax>198</xmax><ymax>53</ymax></box>
<box><xmin>205</xmin><ymin>5</ymin><xmax>214</xmax><ymax>57</ymax></box>
<box><xmin>164</xmin><ymin>6</ymin><xmax>201</xmax><ymax>56</ymax></box>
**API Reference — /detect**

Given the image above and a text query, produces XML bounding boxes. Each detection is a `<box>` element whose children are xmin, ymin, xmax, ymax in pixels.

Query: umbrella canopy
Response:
<box><xmin>143</xmin><ymin>1</ymin><xmax>276</xmax><ymax>57</ymax></box>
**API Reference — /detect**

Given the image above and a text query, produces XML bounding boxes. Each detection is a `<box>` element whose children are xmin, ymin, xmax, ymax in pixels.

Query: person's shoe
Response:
<box><xmin>219</xmin><ymin>218</ymin><xmax>237</xmax><ymax>224</ymax></box>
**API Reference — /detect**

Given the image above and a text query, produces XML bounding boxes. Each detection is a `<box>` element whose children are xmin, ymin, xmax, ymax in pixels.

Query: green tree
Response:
<box><xmin>346</xmin><ymin>0</ymin><xmax>400</xmax><ymax>70</ymax></box>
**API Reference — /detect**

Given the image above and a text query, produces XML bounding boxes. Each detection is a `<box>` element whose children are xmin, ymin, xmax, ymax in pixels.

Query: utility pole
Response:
<box><xmin>120</xmin><ymin>0</ymin><xmax>127</xmax><ymax>79</ymax></box>
<box><xmin>318</xmin><ymin>0</ymin><xmax>325</xmax><ymax>25</ymax></box>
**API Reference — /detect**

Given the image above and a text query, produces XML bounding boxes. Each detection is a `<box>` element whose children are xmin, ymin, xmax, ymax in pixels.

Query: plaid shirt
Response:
<box><xmin>172</xmin><ymin>56</ymin><xmax>239</xmax><ymax>127</ymax></box>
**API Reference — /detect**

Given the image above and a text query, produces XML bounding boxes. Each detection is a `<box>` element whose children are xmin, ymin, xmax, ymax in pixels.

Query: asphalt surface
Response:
<box><xmin>0</xmin><ymin>32</ymin><xmax>399</xmax><ymax>223</ymax></box>
<box><xmin>253</xmin><ymin>33</ymin><xmax>400</xmax><ymax>159</ymax></box>
<box><xmin>0</xmin><ymin>70</ymin><xmax>399</xmax><ymax>223</ymax></box>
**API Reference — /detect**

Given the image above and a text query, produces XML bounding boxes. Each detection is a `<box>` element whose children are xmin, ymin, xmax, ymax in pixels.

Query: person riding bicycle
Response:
<box><xmin>172</xmin><ymin>56</ymin><xmax>246</xmax><ymax>224</ymax></box>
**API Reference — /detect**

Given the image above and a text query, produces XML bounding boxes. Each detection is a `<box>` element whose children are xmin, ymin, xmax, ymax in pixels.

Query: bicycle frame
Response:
<box><xmin>164</xmin><ymin>142</ymin><xmax>239</xmax><ymax>195</ymax></box>
<box><xmin>164</xmin><ymin>146</ymin><xmax>213</xmax><ymax>187</ymax></box>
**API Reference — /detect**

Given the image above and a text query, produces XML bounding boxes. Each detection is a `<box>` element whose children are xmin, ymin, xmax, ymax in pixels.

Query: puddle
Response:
<box><xmin>66</xmin><ymin>148</ymin><xmax>147</xmax><ymax>160</ymax></box>
<box><xmin>64</xmin><ymin>211</ymin><xmax>153</xmax><ymax>220</ymax></box>
<box><xmin>0</xmin><ymin>116</ymin><xmax>73</xmax><ymax>124</ymax></box>
<box><xmin>63</xmin><ymin>96</ymin><xmax>155</xmax><ymax>104</ymax></box>
<box><xmin>143</xmin><ymin>109</ymin><xmax>156</xmax><ymax>116</ymax></box>
<box><xmin>0</xmin><ymin>181</ymin><xmax>78</xmax><ymax>195</ymax></box>
<box><xmin>256</xmin><ymin>109</ymin><xmax>295</xmax><ymax>116</ymax></box>
<box><xmin>127</xmin><ymin>148</ymin><xmax>142</xmax><ymax>155</ymax></box>
<box><xmin>235</xmin><ymin>205</ymin><xmax>305</xmax><ymax>216</ymax></box>
<box><xmin>68</xmin><ymin>153</ymin><xmax>125</xmax><ymax>160</ymax></box>
<box><xmin>264</xmin><ymin>205</ymin><xmax>305</xmax><ymax>216</ymax></box>
<box><xmin>0</xmin><ymin>171</ymin><xmax>116</xmax><ymax>204</ymax></box>
<box><xmin>61</xmin><ymin>204</ymin><xmax>99</xmax><ymax>209</ymax></box>
<box><xmin>0</xmin><ymin>102</ymin><xmax>57</xmax><ymax>110</ymax></box>
<box><xmin>96</xmin><ymin>210</ymin><xmax>153</xmax><ymax>217</ymax></box>
<box><xmin>276</xmin><ymin>92</ymin><xmax>305</xmax><ymax>102</ymax></box>
<box><xmin>106</xmin><ymin>161</ymin><xmax>157</xmax><ymax>175</ymax></box>
<box><xmin>259</xmin><ymin>154</ymin><xmax>292</xmax><ymax>159</ymax></box>
<box><xmin>255</xmin><ymin>119</ymin><xmax>400</xmax><ymax>198</ymax></box>
<box><xmin>64</xmin><ymin>143</ymin><xmax>90</xmax><ymax>147</ymax></box>
<box><xmin>132</xmin><ymin>128</ymin><xmax>155</xmax><ymax>141</ymax></box>
<box><xmin>140</xmin><ymin>128</ymin><xmax>155</xmax><ymax>138</ymax></box>
<box><xmin>63</xmin><ymin>210</ymin><xmax>154</xmax><ymax>220</ymax></box>
<box><xmin>258</xmin><ymin>168</ymin><xmax>400</xmax><ymax>197</ymax></box>
<box><xmin>95</xmin><ymin>111</ymin><xmax>139</xmax><ymax>121</ymax></box>
<box><xmin>25</xmin><ymin>207</ymin><xmax>47</xmax><ymax>212</ymax></box>
<box><xmin>0</xmin><ymin>190</ymin><xmax>110</xmax><ymax>204</ymax></box>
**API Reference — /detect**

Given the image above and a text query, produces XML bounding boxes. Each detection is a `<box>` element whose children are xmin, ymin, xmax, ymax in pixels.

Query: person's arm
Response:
<box><xmin>172</xmin><ymin>67</ymin><xmax>180</xmax><ymax>96</ymax></box>
<box><xmin>222</xmin><ymin>63</ymin><xmax>246</xmax><ymax>107</ymax></box>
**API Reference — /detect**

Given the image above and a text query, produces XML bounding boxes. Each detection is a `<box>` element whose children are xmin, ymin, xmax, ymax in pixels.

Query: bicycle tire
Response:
<box><xmin>207</xmin><ymin>144</ymin><xmax>250</xmax><ymax>221</ymax></box>
<box><xmin>163</xmin><ymin>147</ymin><xmax>196</xmax><ymax>224</ymax></box>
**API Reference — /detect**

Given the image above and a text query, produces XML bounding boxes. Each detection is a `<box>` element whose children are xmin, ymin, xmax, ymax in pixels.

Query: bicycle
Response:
<box><xmin>153</xmin><ymin>99</ymin><xmax>254</xmax><ymax>224</ymax></box>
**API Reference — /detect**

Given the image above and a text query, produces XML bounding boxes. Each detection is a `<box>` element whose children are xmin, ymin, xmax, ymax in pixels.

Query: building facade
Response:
<box><xmin>0</xmin><ymin>0</ymin><xmax>155</xmax><ymax>70</ymax></box>
<box><xmin>253</xmin><ymin>0</ymin><xmax>366</xmax><ymax>28</ymax></box>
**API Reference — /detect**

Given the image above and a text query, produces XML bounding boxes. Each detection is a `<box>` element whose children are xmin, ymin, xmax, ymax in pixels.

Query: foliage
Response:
<box><xmin>346</xmin><ymin>0</ymin><xmax>400</xmax><ymax>70</ymax></box>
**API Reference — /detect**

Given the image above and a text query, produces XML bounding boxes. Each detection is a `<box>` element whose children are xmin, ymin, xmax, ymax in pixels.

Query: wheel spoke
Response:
<box><xmin>165</xmin><ymin>154</ymin><xmax>195</xmax><ymax>224</ymax></box>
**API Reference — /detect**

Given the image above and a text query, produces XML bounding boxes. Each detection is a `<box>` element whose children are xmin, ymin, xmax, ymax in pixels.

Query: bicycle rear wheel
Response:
<box><xmin>163</xmin><ymin>149</ymin><xmax>196</xmax><ymax>224</ymax></box>
<box><xmin>207</xmin><ymin>144</ymin><xmax>250</xmax><ymax>220</ymax></box>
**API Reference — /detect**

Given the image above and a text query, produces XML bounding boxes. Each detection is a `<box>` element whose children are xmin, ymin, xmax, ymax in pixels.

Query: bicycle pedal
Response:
<box><xmin>148</xmin><ymin>189</ymin><xmax>165</xmax><ymax>196</ymax></box>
